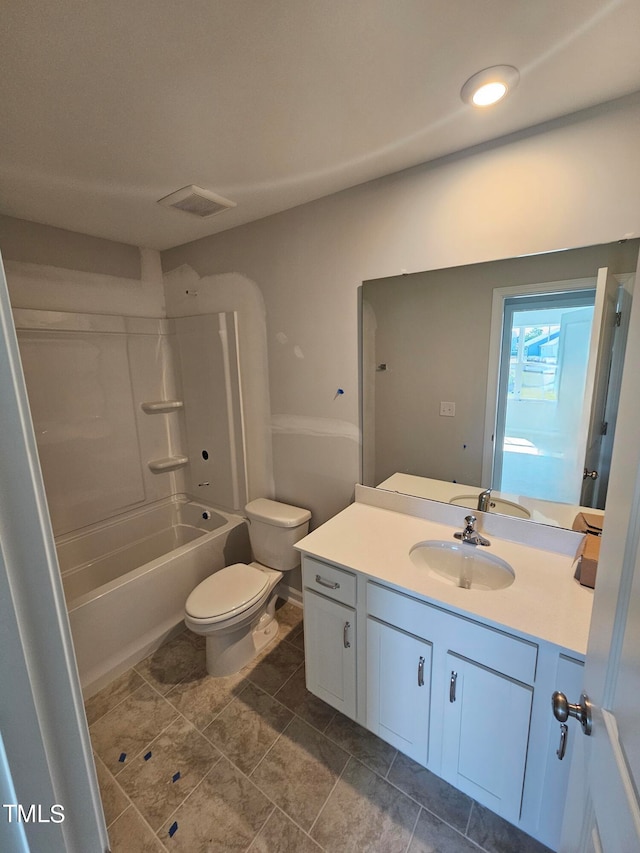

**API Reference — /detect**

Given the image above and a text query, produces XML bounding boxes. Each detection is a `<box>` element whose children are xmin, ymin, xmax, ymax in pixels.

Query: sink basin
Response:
<box><xmin>409</xmin><ymin>540</ymin><xmax>515</xmax><ymax>591</ymax></box>
<box><xmin>448</xmin><ymin>494</ymin><xmax>531</xmax><ymax>520</ymax></box>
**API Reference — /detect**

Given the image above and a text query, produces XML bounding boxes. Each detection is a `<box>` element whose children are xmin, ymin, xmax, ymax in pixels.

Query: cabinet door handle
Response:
<box><xmin>418</xmin><ymin>656</ymin><xmax>425</xmax><ymax>687</ymax></box>
<box><xmin>316</xmin><ymin>574</ymin><xmax>340</xmax><ymax>590</ymax></box>
<box><xmin>557</xmin><ymin>723</ymin><xmax>568</xmax><ymax>760</ymax></box>
<box><xmin>449</xmin><ymin>671</ymin><xmax>458</xmax><ymax>703</ymax></box>
<box><xmin>343</xmin><ymin>621</ymin><xmax>351</xmax><ymax>648</ymax></box>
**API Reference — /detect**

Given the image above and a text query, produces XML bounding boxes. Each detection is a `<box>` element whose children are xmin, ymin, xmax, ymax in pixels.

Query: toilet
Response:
<box><xmin>184</xmin><ymin>498</ymin><xmax>311</xmax><ymax>676</ymax></box>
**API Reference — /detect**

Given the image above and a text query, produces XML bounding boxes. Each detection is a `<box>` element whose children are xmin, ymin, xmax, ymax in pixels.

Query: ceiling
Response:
<box><xmin>1</xmin><ymin>0</ymin><xmax>640</xmax><ymax>251</ymax></box>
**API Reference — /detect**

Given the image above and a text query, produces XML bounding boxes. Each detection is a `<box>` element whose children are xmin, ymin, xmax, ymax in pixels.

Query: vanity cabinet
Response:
<box><xmin>366</xmin><ymin>579</ymin><xmax>536</xmax><ymax>823</ymax></box>
<box><xmin>302</xmin><ymin>558</ymin><xmax>357</xmax><ymax>718</ymax></box>
<box><xmin>366</xmin><ymin>617</ymin><xmax>431</xmax><ymax>765</ymax></box>
<box><xmin>442</xmin><ymin>653</ymin><xmax>532</xmax><ymax>820</ymax></box>
<box><xmin>300</xmin><ymin>552</ymin><xmax>583</xmax><ymax>849</ymax></box>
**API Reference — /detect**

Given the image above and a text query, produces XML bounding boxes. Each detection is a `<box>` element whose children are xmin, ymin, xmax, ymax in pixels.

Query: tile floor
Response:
<box><xmin>87</xmin><ymin>600</ymin><xmax>552</xmax><ymax>853</ymax></box>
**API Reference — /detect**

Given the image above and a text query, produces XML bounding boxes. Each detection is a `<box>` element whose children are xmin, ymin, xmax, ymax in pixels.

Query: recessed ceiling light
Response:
<box><xmin>460</xmin><ymin>65</ymin><xmax>520</xmax><ymax>108</ymax></box>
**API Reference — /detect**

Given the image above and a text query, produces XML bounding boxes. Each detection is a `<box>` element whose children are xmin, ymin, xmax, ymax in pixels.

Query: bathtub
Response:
<box><xmin>57</xmin><ymin>495</ymin><xmax>250</xmax><ymax>696</ymax></box>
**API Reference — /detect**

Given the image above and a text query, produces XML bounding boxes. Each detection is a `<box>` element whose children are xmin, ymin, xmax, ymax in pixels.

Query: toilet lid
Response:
<box><xmin>185</xmin><ymin>563</ymin><xmax>270</xmax><ymax>621</ymax></box>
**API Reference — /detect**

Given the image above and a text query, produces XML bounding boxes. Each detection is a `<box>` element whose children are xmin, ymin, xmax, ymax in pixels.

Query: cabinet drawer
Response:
<box><xmin>367</xmin><ymin>581</ymin><xmax>537</xmax><ymax>685</ymax></box>
<box><xmin>303</xmin><ymin>557</ymin><xmax>357</xmax><ymax>606</ymax></box>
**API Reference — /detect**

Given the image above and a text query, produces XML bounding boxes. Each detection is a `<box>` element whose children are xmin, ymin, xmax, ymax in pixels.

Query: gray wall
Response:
<box><xmin>163</xmin><ymin>95</ymin><xmax>640</xmax><ymax>527</ymax></box>
<box><xmin>0</xmin><ymin>214</ymin><xmax>140</xmax><ymax>278</ymax></box>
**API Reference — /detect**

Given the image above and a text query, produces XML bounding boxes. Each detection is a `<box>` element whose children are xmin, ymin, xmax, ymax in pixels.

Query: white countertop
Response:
<box><xmin>296</xmin><ymin>501</ymin><xmax>593</xmax><ymax>657</ymax></box>
<box><xmin>377</xmin><ymin>473</ymin><xmax>605</xmax><ymax>530</ymax></box>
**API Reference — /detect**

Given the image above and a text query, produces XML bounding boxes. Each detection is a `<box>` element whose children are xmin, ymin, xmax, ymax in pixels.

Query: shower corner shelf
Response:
<box><xmin>148</xmin><ymin>455</ymin><xmax>189</xmax><ymax>473</ymax></box>
<box><xmin>141</xmin><ymin>400</ymin><xmax>184</xmax><ymax>414</ymax></box>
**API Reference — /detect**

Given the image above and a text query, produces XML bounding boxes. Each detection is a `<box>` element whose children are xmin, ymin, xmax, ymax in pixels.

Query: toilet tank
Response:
<box><xmin>245</xmin><ymin>498</ymin><xmax>311</xmax><ymax>571</ymax></box>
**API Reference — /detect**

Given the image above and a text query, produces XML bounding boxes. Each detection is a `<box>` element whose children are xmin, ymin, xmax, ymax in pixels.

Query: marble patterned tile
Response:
<box><xmin>467</xmin><ymin>802</ymin><xmax>553</xmax><ymax>853</ymax></box>
<box><xmin>84</xmin><ymin>668</ymin><xmax>145</xmax><ymax>726</ymax></box>
<box><xmin>165</xmin><ymin>666</ymin><xmax>246</xmax><ymax>731</ymax></box>
<box><xmin>90</xmin><ymin>682</ymin><xmax>179</xmax><ymax>774</ymax></box>
<box><xmin>117</xmin><ymin>716</ymin><xmax>221</xmax><ymax>831</ymax></box>
<box><xmin>325</xmin><ymin>712</ymin><xmax>397</xmax><ymax>776</ymax></box>
<box><xmin>242</xmin><ymin>639</ymin><xmax>305</xmax><ymax>695</ymax></box>
<box><xmin>135</xmin><ymin>632</ymin><xmax>205</xmax><ymax>695</ymax></box>
<box><xmin>158</xmin><ymin>757</ymin><xmax>274</xmax><ymax>852</ymax></box>
<box><xmin>250</xmin><ymin>716</ymin><xmax>349</xmax><ymax>831</ymax></box>
<box><xmin>273</xmin><ymin>665</ymin><xmax>335</xmax><ymax>732</ymax></box>
<box><xmin>203</xmin><ymin>682</ymin><xmax>293</xmax><ymax>774</ymax></box>
<box><xmin>249</xmin><ymin>807</ymin><xmax>323</xmax><ymax>853</ymax></box>
<box><xmin>387</xmin><ymin>751</ymin><xmax>473</xmax><ymax>832</ymax></box>
<box><xmin>311</xmin><ymin>757</ymin><xmax>420</xmax><ymax>853</ymax></box>
<box><xmin>108</xmin><ymin>806</ymin><xmax>166</xmax><ymax>853</ymax></box>
<box><xmin>94</xmin><ymin>754</ymin><xmax>130</xmax><ymax>827</ymax></box>
<box><xmin>274</xmin><ymin>599</ymin><xmax>303</xmax><ymax>641</ymax></box>
<box><xmin>287</xmin><ymin>625</ymin><xmax>305</xmax><ymax>651</ymax></box>
<box><xmin>408</xmin><ymin>808</ymin><xmax>480</xmax><ymax>853</ymax></box>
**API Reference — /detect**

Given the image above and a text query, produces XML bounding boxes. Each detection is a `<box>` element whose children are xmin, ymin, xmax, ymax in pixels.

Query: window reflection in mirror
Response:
<box><xmin>361</xmin><ymin>240</ymin><xmax>639</xmax><ymax>529</ymax></box>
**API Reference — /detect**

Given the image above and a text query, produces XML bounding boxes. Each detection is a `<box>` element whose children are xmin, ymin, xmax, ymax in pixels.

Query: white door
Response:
<box><xmin>559</xmin><ymin>254</ymin><xmax>640</xmax><ymax>851</ymax></box>
<box><xmin>580</xmin><ymin>269</ymin><xmax>625</xmax><ymax>508</ymax></box>
<box><xmin>0</xmin><ymin>253</ymin><xmax>108</xmax><ymax>853</ymax></box>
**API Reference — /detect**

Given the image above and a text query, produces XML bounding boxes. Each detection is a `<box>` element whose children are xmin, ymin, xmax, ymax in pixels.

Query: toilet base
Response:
<box><xmin>205</xmin><ymin>605</ymin><xmax>279</xmax><ymax>677</ymax></box>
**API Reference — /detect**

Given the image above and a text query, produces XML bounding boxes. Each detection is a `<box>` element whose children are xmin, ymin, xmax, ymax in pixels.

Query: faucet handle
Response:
<box><xmin>464</xmin><ymin>515</ymin><xmax>476</xmax><ymax>528</ymax></box>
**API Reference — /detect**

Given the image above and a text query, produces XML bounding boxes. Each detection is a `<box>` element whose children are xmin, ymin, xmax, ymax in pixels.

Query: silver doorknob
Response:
<box><xmin>583</xmin><ymin>468</ymin><xmax>599</xmax><ymax>480</ymax></box>
<box><xmin>552</xmin><ymin>691</ymin><xmax>592</xmax><ymax>735</ymax></box>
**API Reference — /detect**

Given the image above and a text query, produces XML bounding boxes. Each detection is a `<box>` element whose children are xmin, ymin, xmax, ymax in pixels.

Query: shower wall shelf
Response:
<box><xmin>141</xmin><ymin>400</ymin><xmax>184</xmax><ymax>414</ymax></box>
<box><xmin>148</xmin><ymin>456</ymin><xmax>189</xmax><ymax>473</ymax></box>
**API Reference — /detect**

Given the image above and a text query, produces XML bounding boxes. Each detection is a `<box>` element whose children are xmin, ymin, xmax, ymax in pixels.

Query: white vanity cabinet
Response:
<box><xmin>367</xmin><ymin>579</ymin><xmax>537</xmax><ymax>823</ymax></box>
<box><xmin>300</xmin><ymin>552</ymin><xmax>585</xmax><ymax>850</ymax></box>
<box><xmin>302</xmin><ymin>558</ymin><xmax>357</xmax><ymax>718</ymax></box>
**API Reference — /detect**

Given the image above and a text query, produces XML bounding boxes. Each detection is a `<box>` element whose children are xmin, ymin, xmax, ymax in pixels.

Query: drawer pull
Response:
<box><xmin>449</xmin><ymin>670</ymin><xmax>458</xmax><ymax>703</ymax></box>
<box><xmin>316</xmin><ymin>574</ymin><xmax>340</xmax><ymax>590</ymax></box>
<box><xmin>343</xmin><ymin>621</ymin><xmax>351</xmax><ymax>648</ymax></box>
<box><xmin>557</xmin><ymin>723</ymin><xmax>569</xmax><ymax>761</ymax></box>
<box><xmin>418</xmin><ymin>656</ymin><xmax>425</xmax><ymax>687</ymax></box>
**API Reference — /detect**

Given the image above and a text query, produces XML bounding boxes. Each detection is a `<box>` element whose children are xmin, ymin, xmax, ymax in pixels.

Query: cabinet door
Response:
<box><xmin>367</xmin><ymin>618</ymin><xmax>431</xmax><ymax>765</ymax></box>
<box><xmin>442</xmin><ymin>654</ymin><xmax>532</xmax><ymax>822</ymax></box>
<box><xmin>304</xmin><ymin>589</ymin><xmax>357</xmax><ymax>719</ymax></box>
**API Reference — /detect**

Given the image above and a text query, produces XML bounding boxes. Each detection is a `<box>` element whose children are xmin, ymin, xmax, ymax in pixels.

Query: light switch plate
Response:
<box><xmin>440</xmin><ymin>401</ymin><xmax>456</xmax><ymax>417</ymax></box>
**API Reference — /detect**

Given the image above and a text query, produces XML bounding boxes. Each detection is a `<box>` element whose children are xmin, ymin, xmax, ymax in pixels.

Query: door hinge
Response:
<box><xmin>601</xmin><ymin>421</ymin><xmax>608</xmax><ymax>436</ymax></box>
<box><xmin>615</xmin><ymin>311</ymin><xmax>622</xmax><ymax>327</ymax></box>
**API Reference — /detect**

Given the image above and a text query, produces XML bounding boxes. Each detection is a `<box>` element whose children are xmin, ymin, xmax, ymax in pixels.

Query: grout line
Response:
<box><xmin>117</xmin><ymin>797</ymin><xmax>171</xmax><ymax>851</ymax></box>
<box><xmin>465</xmin><ymin>800</ymin><xmax>474</xmax><ymax>836</ymax></box>
<box><xmin>155</xmin><ymin>753</ymin><xmax>224</xmax><ymax>839</ymax></box>
<box><xmin>93</xmin><ymin>753</ymin><xmax>131</xmax><ymax>830</ymax></box>
<box><xmin>86</xmin><ymin>672</ymin><xmax>148</xmax><ymax>728</ymax></box>
<box><xmin>385</xmin><ymin>749</ymin><xmax>399</xmax><ymax>780</ymax></box>
<box><xmin>247</xmin><ymin>714</ymin><xmax>293</xmax><ymax>778</ymax></box>
<box><xmin>243</xmin><ymin>804</ymin><xmax>277</xmax><ymax>853</ymax></box>
<box><xmin>404</xmin><ymin>805</ymin><xmax>423</xmax><ymax>853</ymax></box>
<box><xmin>272</xmin><ymin>659</ymin><xmax>305</xmax><ymax>698</ymax></box>
<box><xmin>111</xmin><ymin>710</ymin><xmax>180</xmax><ymax>779</ymax></box>
<box><xmin>307</xmin><ymin>754</ymin><xmax>351</xmax><ymax>837</ymax></box>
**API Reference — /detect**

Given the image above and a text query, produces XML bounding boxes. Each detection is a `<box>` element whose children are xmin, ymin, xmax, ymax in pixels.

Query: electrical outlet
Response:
<box><xmin>440</xmin><ymin>401</ymin><xmax>456</xmax><ymax>417</ymax></box>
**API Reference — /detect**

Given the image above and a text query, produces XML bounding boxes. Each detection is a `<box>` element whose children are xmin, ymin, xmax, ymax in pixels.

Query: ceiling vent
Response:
<box><xmin>157</xmin><ymin>185</ymin><xmax>236</xmax><ymax>218</ymax></box>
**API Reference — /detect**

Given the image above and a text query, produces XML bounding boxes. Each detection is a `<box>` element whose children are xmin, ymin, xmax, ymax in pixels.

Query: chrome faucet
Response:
<box><xmin>477</xmin><ymin>488</ymin><xmax>492</xmax><ymax>512</ymax></box>
<box><xmin>454</xmin><ymin>515</ymin><xmax>491</xmax><ymax>547</ymax></box>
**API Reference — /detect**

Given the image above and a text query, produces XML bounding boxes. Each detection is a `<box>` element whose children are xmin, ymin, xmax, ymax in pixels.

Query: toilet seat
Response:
<box><xmin>185</xmin><ymin>563</ymin><xmax>270</xmax><ymax>624</ymax></box>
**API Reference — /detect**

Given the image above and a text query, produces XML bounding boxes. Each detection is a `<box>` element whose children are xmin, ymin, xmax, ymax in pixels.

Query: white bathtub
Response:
<box><xmin>57</xmin><ymin>495</ymin><xmax>250</xmax><ymax>696</ymax></box>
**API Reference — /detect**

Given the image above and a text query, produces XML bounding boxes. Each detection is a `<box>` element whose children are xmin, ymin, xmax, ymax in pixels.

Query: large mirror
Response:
<box><xmin>361</xmin><ymin>240</ymin><xmax>639</xmax><ymax>529</ymax></box>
